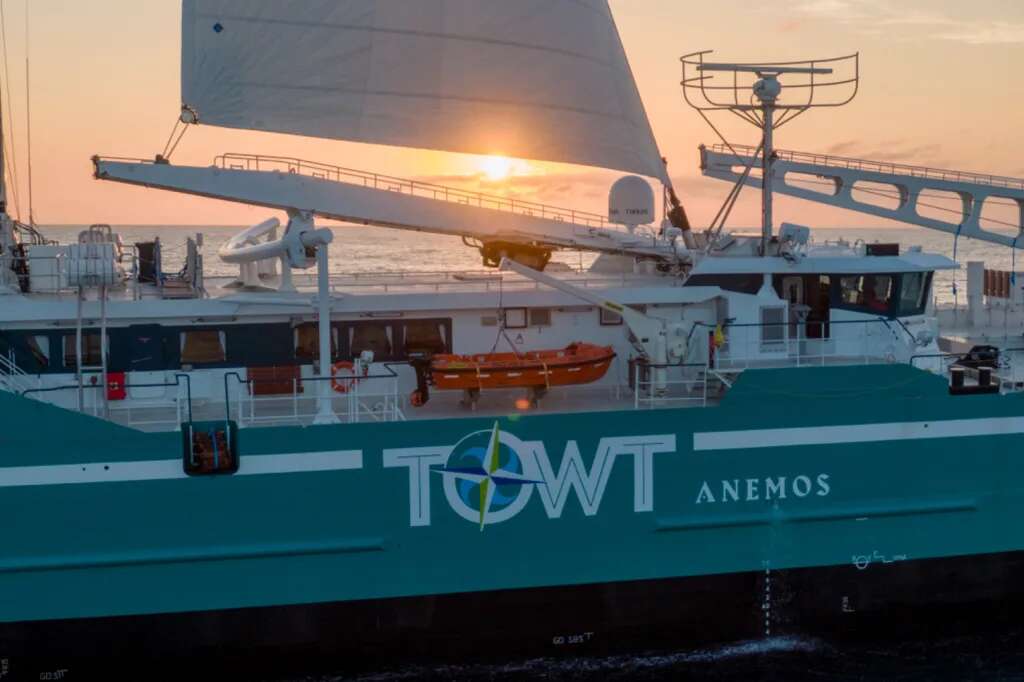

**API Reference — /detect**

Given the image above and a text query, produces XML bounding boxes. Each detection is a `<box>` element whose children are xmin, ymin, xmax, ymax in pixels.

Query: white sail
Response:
<box><xmin>181</xmin><ymin>0</ymin><xmax>668</xmax><ymax>182</ymax></box>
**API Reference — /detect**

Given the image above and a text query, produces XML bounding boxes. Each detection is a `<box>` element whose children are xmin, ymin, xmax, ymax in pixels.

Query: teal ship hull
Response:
<box><xmin>4</xmin><ymin>364</ymin><xmax>1024</xmax><ymax>676</ymax></box>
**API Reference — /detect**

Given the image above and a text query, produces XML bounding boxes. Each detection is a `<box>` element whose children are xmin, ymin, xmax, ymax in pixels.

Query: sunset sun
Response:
<box><xmin>479</xmin><ymin>155</ymin><xmax>513</xmax><ymax>181</ymax></box>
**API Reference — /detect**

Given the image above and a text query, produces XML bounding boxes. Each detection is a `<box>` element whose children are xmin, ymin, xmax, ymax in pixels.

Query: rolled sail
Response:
<box><xmin>181</xmin><ymin>0</ymin><xmax>669</xmax><ymax>182</ymax></box>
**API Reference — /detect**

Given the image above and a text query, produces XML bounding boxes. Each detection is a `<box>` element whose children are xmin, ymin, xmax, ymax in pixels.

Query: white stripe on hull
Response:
<box><xmin>693</xmin><ymin>416</ymin><xmax>1024</xmax><ymax>452</ymax></box>
<box><xmin>0</xmin><ymin>450</ymin><xmax>363</xmax><ymax>488</ymax></box>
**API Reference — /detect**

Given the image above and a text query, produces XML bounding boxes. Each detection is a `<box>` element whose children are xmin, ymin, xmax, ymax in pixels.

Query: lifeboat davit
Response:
<box><xmin>430</xmin><ymin>342</ymin><xmax>615</xmax><ymax>390</ymax></box>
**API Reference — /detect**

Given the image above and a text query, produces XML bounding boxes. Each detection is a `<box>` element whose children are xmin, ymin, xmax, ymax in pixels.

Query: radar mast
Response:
<box><xmin>681</xmin><ymin>52</ymin><xmax>859</xmax><ymax>255</ymax></box>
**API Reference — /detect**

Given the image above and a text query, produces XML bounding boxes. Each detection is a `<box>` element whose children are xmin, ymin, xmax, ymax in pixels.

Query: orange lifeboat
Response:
<box><xmin>430</xmin><ymin>342</ymin><xmax>615</xmax><ymax>391</ymax></box>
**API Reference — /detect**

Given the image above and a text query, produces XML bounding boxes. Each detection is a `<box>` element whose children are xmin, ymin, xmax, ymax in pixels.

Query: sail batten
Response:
<box><xmin>181</xmin><ymin>1</ymin><xmax>668</xmax><ymax>182</ymax></box>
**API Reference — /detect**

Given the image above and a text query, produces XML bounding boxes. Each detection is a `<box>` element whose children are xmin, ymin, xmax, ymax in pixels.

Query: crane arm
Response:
<box><xmin>497</xmin><ymin>257</ymin><xmax>665</xmax><ymax>361</ymax></box>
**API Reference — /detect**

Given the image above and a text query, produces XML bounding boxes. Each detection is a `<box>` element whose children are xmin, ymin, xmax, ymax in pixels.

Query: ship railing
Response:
<box><xmin>18</xmin><ymin>373</ymin><xmax>194</xmax><ymax>432</ymax></box>
<box><xmin>263</xmin><ymin>266</ymin><xmax>648</xmax><ymax>295</ymax></box>
<box><xmin>632</xmin><ymin>362</ymin><xmax>708</xmax><ymax>409</ymax></box>
<box><xmin>214</xmin><ymin>152</ymin><xmax>615</xmax><ymax>229</ymax></box>
<box><xmin>710</xmin><ymin>143</ymin><xmax>1024</xmax><ymax>191</ymax></box>
<box><xmin>224</xmin><ymin>370</ymin><xmax>406</xmax><ymax>428</ymax></box>
<box><xmin>911</xmin><ymin>348</ymin><xmax>1024</xmax><ymax>392</ymax></box>
<box><xmin>703</xmin><ymin>317</ymin><xmax>909</xmax><ymax>370</ymax></box>
<box><xmin>0</xmin><ymin>349</ymin><xmax>39</xmax><ymax>394</ymax></box>
<box><xmin>5</xmin><ymin>246</ymin><xmax>141</xmax><ymax>297</ymax></box>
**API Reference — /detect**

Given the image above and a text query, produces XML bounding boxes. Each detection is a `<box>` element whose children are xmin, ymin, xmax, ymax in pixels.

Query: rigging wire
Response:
<box><xmin>23</xmin><ymin>0</ymin><xmax>33</xmax><ymax>225</ymax></box>
<box><xmin>0</xmin><ymin>0</ymin><xmax>19</xmax><ymax>221</ymax></box>
<box><xmin>489</xmin><ymin>273</ymin><xmax>521</xmax><ymax>357</ymax></box>
<box><xmin>1012</xmin><ymin>233</ymin><xmax>1018</xmax><ymax>289</ymax></box>
<box><xmin>160</xmin><ymin>117</ymin><xmax>189</xmax><ymax>161</ymax></box>
<box><xmin>695</xmin><ymin>110</ymin><xmax>767</xmax><ymax>245</ymax></box>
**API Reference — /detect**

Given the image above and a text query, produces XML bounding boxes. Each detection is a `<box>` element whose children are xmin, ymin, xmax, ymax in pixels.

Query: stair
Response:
<box><xmin>0</xmin><ymin>350</ymin><xmax>37</xmax><ymax>394</ymax></box>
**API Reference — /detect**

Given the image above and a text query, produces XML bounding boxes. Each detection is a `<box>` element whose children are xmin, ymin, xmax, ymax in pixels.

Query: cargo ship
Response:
<box><xmin>2</xmin><ymin>1</ymin><xmax>1024</xmax><ymax>679</ymax></box>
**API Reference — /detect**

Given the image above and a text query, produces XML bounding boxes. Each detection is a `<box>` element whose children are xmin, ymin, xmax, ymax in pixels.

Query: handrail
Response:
<box><xmin>711</xmin><ymin>143</ymin><xmax>1024</xmax><ymax>191</ymax></box>
<box><xmin>223</xmin><ymin>366</ymin><xmax>404</xmax><ymax>424</ymax></box>
<box><xmin>212</xmin><ymin>152</ymin><xmax>614</xmax><ymax>229</ymax></box>
<box><xmin>20</xmin><ymin>374</ymin><xmax>193</xmax><ymax>423</ymax></box>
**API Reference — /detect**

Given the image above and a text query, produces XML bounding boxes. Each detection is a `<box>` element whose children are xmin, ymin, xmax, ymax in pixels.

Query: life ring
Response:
<box><xmin>330</xmin><ymin>361</ymin><xmax>360</xmax><ymax>393</ymax></box>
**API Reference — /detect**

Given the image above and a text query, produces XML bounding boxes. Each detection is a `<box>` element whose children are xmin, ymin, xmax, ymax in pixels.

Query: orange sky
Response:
<box><xmin>3</xmin><ymin>0</ymin><xmax>1024</xmax><ymax>229</ymax></box>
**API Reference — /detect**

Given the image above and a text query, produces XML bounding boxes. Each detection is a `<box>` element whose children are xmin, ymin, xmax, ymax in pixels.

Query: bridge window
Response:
<box><xmin>896</xmin><ymin>272</ymin><xmax>932</xmax><ymax>316</ymax></box>
<box><xmin>837</xmin><ymin>275</ymin><xmax>893</xmax><ymax>314</ymax></box>
<box><xmin>180</xmin><ymin>330</ymin><xmax>226</xmax><ymax>365</ymax></box>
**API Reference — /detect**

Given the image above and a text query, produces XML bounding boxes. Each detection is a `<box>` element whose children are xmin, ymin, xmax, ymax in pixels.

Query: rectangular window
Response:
<box><xmin>863</xmin><ymin>275</ymin><xmax>893</xmax><ymax>313</ymax></box>
<box><xmin>838</xmin><ymin>274</ymin><xmax>894</xmax><ymax>314</ymax></box>
<box><xmin>293</xmin><ymin>323</ymin><xmax>337</xmax><ymax>361</ymax></box>
<box><xmin>404</xmin><ymin>320</ymin><xmax>449</xmax><ymax>355</ymax></box>
<box><xmin>63</xmin><ymin>332</ymin><xmax>104</xmax><ymax>368</ymax></box>
<box><xmin>529</xmin><ymin>308</ymin><xmax>552</xmax><ymax>327</ymax></box>
<box><xmin>760</xmin><ymin>306</ymin><xmax>786</xmax><ymax>346</ymax></box>
<box><xmin>180</xmin><ymin>330</ymin><xmax>226</xmax><ymax>365</ymax></box>
<box><xmin>25</xmin><ymin>335</ymin><xmax>50</xmax><ymax>369</ymax></box>
<box><xmin>350</xmin><ymin>322</ymin><xmax>392</xmax><ymax>359</ymax></box>
<box><xmin>600</xmin><ymin>308</ymin><xmax>623</xmax><ymax>326</ymax></box>
<box><xmin>896</xmin><ymin>272</ymin><xmax>931</xmax><ymax>316</ymax></box>
<box><xmin>503</xmin><ymin>308</ymin><xmax>527</xmax><ymax>329</ymax></box>
<box><xmin>839</xmin><ymin>275</ymin><xmax>864</xmax><ymax>306</ymax></box>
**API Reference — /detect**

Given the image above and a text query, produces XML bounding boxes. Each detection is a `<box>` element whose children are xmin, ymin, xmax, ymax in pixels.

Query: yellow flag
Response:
<box><xmin>713</xmin><ymin>324</ymin><xmax>726</xmax><ymax>348</ymax></box>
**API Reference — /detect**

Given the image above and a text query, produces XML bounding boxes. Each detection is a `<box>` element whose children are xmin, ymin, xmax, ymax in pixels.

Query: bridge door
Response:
<box><xmin>776</xmin><ymin>275</ymin><xmax>831</xmax><ymax>344</ymax></box>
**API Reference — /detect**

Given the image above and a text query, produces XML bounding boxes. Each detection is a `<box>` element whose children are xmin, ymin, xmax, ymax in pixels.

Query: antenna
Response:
<box><xmin>681</xmin><ymin>51</ymin><xmax>859</xmax><ymax>254</ymax></box>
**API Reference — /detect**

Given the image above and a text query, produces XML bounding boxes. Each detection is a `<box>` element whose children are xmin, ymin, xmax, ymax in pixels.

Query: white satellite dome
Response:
<box><xmin>608</xmin><ymin>175</ymin><xmax>655</xmax><ymax>232</ymax></box>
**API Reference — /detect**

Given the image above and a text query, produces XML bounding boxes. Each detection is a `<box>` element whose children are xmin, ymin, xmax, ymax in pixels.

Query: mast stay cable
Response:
<box><xmin>0</xmin><ymin>0</ymin><xmax>19</xmax><ymax>221</ymax></box>
<box><xmin>24</xmin><ymin>0</ymin><xmax>33</xmax><ymax>225</ymax></box>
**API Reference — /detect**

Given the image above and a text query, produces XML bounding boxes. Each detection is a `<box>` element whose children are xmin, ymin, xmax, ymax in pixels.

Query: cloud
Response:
<box><xmin>824</xmin><ymin>140</ymin><xmax>861</xmax><ymax>155</ymax></box>
<box><xmin>793</xmin><ymin>0</ymin><xmax>1024</xmax><ymax>45</ymax></box>
<box><xmin>932</xmin><ymin>22</ymin><xmax>1024</xmax><ymax>45</ymax></box>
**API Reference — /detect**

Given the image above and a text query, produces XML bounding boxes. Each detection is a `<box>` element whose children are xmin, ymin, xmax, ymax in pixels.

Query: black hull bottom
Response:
<box><xmin>4</xmin><ymin>550</ymin><xmax>1024</xmax><ymax>681</ymax></box>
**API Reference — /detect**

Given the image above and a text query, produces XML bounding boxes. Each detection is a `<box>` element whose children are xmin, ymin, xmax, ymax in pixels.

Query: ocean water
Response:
<box><xmin>42</xmin><ymin>223</ymin><xmax>1021</xmax><ymax>306</ymax></box>
<box><xmin>278</xmin><ymin>632</ymin><xmax>1024</xmax><ymax>681</ymax></box>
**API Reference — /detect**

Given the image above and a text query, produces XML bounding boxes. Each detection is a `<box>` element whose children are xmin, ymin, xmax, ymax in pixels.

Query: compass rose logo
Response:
<box><xmin>434</xmin><ymin>421</ymin><xmax>544</xmax><ymax>531</ymax></box>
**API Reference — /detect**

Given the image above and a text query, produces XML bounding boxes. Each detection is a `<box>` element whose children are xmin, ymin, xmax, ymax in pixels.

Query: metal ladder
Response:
<box><xmin>75</xmin><ymin>282</ymin><xmax>109</xmax><ymax>417</ymax></box>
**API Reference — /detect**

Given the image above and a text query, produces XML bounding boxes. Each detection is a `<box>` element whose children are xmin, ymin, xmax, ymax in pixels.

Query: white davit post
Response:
<box><xmin>313</xmin><ymin>239</ymin><xmax>337</xmax><ymax>425</ymax></box>
<box><xmin>217</xmin><ymin>210</ymin><xmax>337</xmax><ymax>422</ymax></box>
